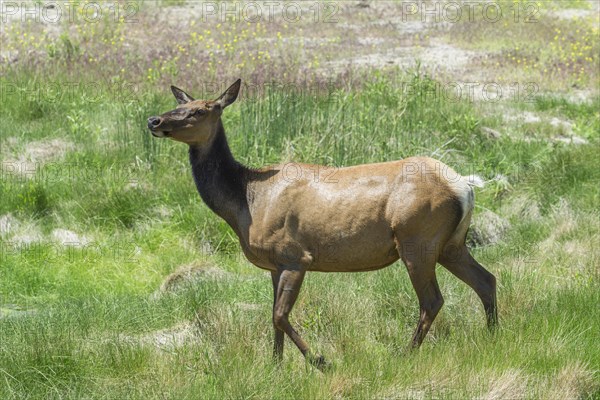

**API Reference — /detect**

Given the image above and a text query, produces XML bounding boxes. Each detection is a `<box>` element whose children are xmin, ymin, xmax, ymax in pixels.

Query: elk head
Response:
<box><xmin>147</xmin><ymin>79</ymin><xmax>241</xmax><ymax>146</ymax></box>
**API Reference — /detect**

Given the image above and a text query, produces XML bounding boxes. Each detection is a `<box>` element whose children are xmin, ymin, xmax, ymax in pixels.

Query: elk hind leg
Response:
<box><xmin>439</xmin><ymin>245</ymin><xmax>497</xmax><ymax>328</ymax></box>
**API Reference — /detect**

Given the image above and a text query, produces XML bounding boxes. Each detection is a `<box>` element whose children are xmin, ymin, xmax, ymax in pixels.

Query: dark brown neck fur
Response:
<box><xmin>189</xmin><ymin>120</ymin><xmax>250</xmax><ymax>233</ymax></box>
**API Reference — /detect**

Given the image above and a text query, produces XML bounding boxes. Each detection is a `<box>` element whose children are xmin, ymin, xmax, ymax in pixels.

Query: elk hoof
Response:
<box><xmin>309</xmin><ymin>354</ymin><xmax>331</xmax><ymax>371</ymax></box>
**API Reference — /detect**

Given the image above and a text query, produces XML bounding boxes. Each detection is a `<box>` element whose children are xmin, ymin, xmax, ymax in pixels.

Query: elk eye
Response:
<box><xmin>195</xmin><ymin>109</ymin><xmax>206</xmax><ymax>116</ymax></box>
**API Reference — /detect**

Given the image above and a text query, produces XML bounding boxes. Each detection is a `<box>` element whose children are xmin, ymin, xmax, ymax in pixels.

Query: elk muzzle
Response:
<box><xmin>147</xmin><ymin>116</ymin><xmax>170</xmax><ymax>137</ymax></box>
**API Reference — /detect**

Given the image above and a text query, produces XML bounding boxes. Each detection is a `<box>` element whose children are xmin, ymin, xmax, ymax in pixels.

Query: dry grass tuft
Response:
<box><xmin>0</xmin><ymin>213</ymin><xmax>18</xmax><ymax>236</ymax></box>
<box><xmin>50</xmin><ymin>228</ymin><xmax>91</xmax><ymax>246</ymax></box>
<box><xmin>501</xmin><ymin>195</ymin><xmax>542</xmax><ymax>222</ymax></box>
<box><xmin>0</xmin><ymin>214</ymin><xmax>43</xmax><ymax>245</ymax></box>
<box><xmin>377</xmin><ymin>368</ymin><xmax>458</xmax><ymax>399</ymax></box>
<box><xmin>544</xmin><ymin>361</ymin><xmax>597</xmax><ymax>399</ymax></box>
<box><xmin>121</xmin><ymin>321</ymin><xmax>200</xmax><ymax>350</ymax></box>
<box><xmin>468</xmin><ymin>210</ymin><xmax>511</xmax><ymax>247</ymax></box>
<box><xmin>329</xmin><ymin>374</ymin><xmax>365</xmax><ymax>399</ymax></box>
<box><xmin>485</xmin><ymin>369</ymin><xmax>529</xmax><ymax>400</ymax></box>
<box><xmin>158</xmin><ymin>261</ymin><xmax>231</xmax><ymax>294</ymax></box>
<box><xmin>540</xmin><ymin>198</ymin><xmax>577</xmax><ymax>253</ymax></box>
<box><xmin>2</xmin><ymin>138</ymin><xmax>76</xmax><ymax>178</ymax></box>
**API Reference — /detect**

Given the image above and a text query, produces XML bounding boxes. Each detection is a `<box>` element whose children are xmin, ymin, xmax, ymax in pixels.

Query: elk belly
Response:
<box><xmin>295</xmin><ymin>182</ymin><xmax>399</xmax><ymax>272</ymax></box>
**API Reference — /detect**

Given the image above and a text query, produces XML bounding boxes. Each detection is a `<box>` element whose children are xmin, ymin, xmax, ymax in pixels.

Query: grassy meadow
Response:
<box><xmin>1</xmin><ymin>1</ymin><xmax>599</xmax><ymax>398</ymax></box>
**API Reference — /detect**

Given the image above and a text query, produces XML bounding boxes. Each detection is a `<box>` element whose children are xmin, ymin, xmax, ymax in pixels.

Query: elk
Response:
<box><xmin>147</xmin><ymin>79</ymin><xmax>497</xmax><ymax>369</ymax></box>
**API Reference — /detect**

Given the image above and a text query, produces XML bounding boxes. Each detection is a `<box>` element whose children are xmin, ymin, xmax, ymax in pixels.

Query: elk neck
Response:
<box><xmin>188</xmin><ymin>119</ymin><xmax>251</xmax><ymax>234</ymax></box>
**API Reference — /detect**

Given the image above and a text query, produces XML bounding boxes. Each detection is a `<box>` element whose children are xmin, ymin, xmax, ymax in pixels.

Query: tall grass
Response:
<box><xmin>2</xmin><ymin>0</ymin><xmax>599</xmax><ymax>395</ymax></box>
<box><xmin>1</xmin><ymin>63</ymin><xmax>599</xmax><ymax>398</ymax></box>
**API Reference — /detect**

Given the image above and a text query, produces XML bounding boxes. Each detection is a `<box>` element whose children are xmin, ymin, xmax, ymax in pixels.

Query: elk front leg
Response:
<box><xmin>271</xmin><ymin>270</ymin><xmax>284</xmax><ymax>361</ymax></box>
<box><xmin>273</xmin><ymin>268</ymin><xmax>327</xmax><ymax>370</ymax></box>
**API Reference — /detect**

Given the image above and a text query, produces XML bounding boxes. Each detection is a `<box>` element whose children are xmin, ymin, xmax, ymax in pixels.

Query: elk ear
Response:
<box><xmin>171</xmin><ymin>85</ymin><xmax>195</xmax><ymax>105</ymax></box>
<box><xmin>215</xmin><ymin>79</ymin><xmax>241</xmax><ymax>108</ymax></box>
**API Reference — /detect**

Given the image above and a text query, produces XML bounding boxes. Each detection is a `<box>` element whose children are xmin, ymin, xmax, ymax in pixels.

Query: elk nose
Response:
<box><xmin>147</xmin><ymin>116</ymin><xmax>162</xmax><ymax>129</ymax></box>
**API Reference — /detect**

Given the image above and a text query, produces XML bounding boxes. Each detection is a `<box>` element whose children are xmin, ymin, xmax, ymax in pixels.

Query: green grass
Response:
<box><xmin>1</xmin><ymin>66</ymin><xmax>599</xmax><ymax>398</ymax></box>
<box><xmin>2</xmin><ymin>2</ymin><xmax>600</xmax><ymax>394</ymax></box>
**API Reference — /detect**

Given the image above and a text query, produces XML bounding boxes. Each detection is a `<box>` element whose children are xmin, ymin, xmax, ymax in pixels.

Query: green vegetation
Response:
<box><xmin>1</xmin><ymin>1</ymin><xmax>599</xmax><ymax>398</ymax></box>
